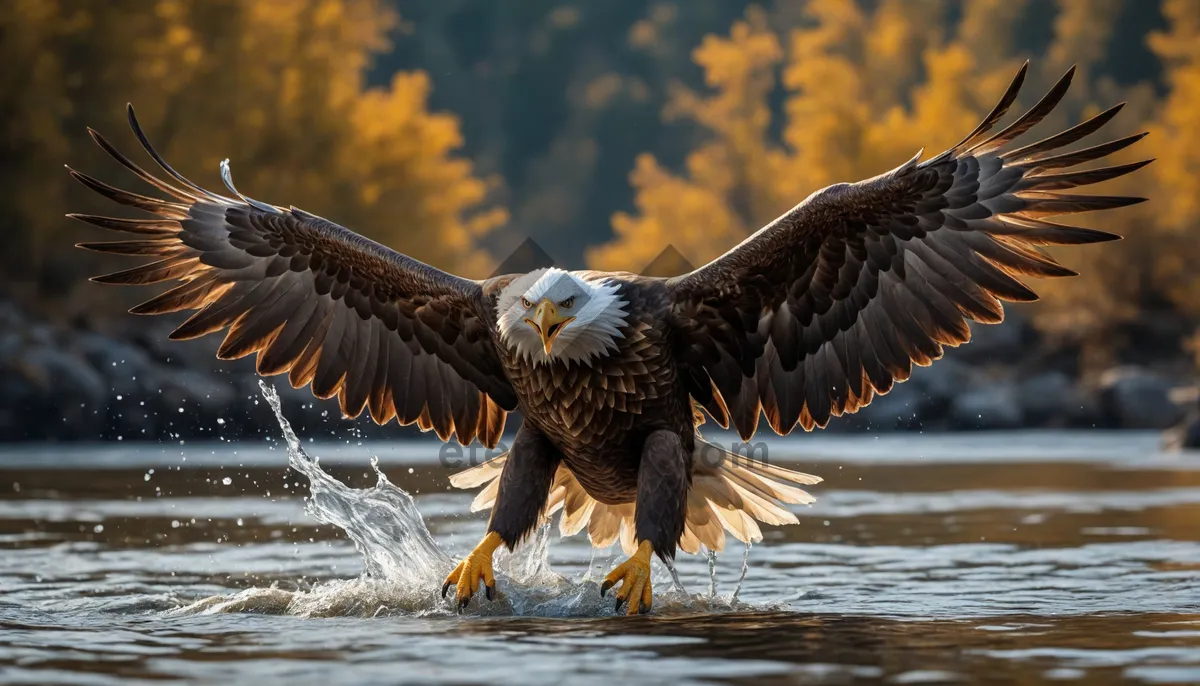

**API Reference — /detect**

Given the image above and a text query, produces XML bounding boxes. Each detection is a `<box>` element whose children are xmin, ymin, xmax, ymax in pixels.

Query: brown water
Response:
<box><xmin>2</xmin><ymin>423</ymin><xmax>1199</xmax><ymax>685</ymax></box>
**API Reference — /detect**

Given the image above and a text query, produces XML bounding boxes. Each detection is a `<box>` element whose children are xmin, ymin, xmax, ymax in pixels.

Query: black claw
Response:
<box><xmin>485</xmin><ymin>584</ymin><xmax>495</xmax><ymax>601</ymax></box>
<box><xmin>614</xmin><ymin>597</ymin><xmax>625</xmax><ymax>613</ymax></box>
<box><xmin>441</xmin><ymin>582</ymin><xmax>452</xmax><ymax>599</ymax></box>
<box><xmin>600</xmin><ymin>580</ymin><xmax>614</xmax><ymax>597</ymax></box>
<box><xmin>639</xmin><ymin>602</ymin><xmax>651</xmax><ymax>615</ymax></box>
<box><xmin>458</xmin><ymin>596</ymin><xmax>470</xmax><ymax>612</ymax></box>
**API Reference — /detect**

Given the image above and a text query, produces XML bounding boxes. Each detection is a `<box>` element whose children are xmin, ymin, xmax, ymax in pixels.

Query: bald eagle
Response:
<box><xmin>71</xmin><ymin>63</ymin><xmax>1147</xmax><ymax>614</ymax></box>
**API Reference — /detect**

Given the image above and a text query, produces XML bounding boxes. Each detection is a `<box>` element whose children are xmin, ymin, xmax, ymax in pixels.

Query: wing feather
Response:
<box><xmin>669</xmin><ymin>63</ymin><xmax>1147</xmax><ymax>436</ymax></box>
<box><xmin>71</xmin><ymin>106</ymin><xmax>515</xmax><ymax>446</ymax></box>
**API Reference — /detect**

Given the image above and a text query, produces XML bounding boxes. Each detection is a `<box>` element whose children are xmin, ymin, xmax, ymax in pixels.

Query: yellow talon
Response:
<box><xmin>442</xmin><ymin>531</ymin><xmax>502</xmax><ymax>610</ymax></box>
<box><xmin>600</xmin><ymin>540</ymin><xmax>655</xmax><ymax>615</ymax></box>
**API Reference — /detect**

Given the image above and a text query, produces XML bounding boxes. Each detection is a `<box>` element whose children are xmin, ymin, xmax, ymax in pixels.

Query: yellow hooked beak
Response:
<box><xmin>524</xmin><ymin>298</ymin><xmax>575</xmax><ymax>354</ymax></box>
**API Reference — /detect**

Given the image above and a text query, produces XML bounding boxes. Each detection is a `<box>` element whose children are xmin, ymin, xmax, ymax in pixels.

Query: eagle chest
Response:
<box><xmin>508</xmin><ymin>322</ymin><xmax>676</xmax><ymax>446</ymax></box>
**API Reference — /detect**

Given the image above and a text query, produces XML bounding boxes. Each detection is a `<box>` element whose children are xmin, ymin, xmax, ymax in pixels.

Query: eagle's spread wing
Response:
<box><xmin>668</xmin><ymin>64</ymin><xmax>1150</xmax><ymax>438</ymax></box>
<box><xmin>70</xmin><ymin>106</ymin><xmax>515</xmax><ymax>447</ymax></box>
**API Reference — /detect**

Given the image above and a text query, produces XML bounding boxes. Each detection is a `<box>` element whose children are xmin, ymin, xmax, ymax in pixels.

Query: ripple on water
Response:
<box><xmin>160</xmin><ymin>383</ymin><xmax>765</xmax><ymax>621</ymax></box>
<box><xmin>1</xmin><ymin>381</ymin><xmax>1199</xmax><ymax>683</ymax></box>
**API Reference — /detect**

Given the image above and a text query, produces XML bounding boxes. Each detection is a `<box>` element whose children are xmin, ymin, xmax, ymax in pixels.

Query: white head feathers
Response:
<box><xmin>496</xmin><ymin>268</ymin><xmax>629</xmax><ymax>366</ymax></box>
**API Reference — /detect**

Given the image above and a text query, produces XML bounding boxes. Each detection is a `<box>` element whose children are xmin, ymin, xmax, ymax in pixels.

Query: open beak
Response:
<box><xmin>524</xmin><ymin>299</ymin><xmax>575</xmax><ymax>354</ymax></box>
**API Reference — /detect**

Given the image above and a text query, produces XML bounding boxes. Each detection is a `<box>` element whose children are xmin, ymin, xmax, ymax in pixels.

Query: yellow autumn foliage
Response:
<box><xmin>589</xmin><ymin>2</ymin><xmax>1024</xmax><ymax>273</ymax></box>
<box><xmin>590</xmin><ymin>0</ymin><xmax>1200</xmax><ymax>365</ymax></box>
<box><xmin>0</xmin><ymin>0</ymin><xmax>503</xmax><ymax>310</ymax></box>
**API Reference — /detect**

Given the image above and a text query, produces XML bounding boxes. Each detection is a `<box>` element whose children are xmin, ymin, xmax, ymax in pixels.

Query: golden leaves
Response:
<box><xmin>590</xmin><ymin>1</ymin><xmax>1194</xmax><ymax>363</ymax></box>
<box><xmin>3</xmin><ymin>0</ymin><xmax>501</xmax><ymax>298</ymax></box>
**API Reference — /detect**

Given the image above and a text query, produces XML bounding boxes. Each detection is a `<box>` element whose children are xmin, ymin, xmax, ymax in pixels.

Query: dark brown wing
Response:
<box><xmin>70</xmin><ymin>105</ymin><xmax>515</xmax><ymax>447</ymax></box>
<box><xmin>669</xmin><ymin>63</ymin><xmax>1150</xmax><ymax>438</ymax></box>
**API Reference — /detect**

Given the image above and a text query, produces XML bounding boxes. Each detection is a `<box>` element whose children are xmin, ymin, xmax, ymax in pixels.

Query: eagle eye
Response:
<box><xmin>521</xmin><ymin>296</ymin><xmax>533</xmax><ymax>309</ymax></box>
<box><xmin>559</xmin><ymin>296</ymin><xmax>575</xmax><ymax>309</ymax></box>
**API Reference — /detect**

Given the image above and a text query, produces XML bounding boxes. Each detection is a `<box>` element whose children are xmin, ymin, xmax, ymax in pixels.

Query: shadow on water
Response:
<box><xmin>5</xmin><ymin>607</ymin><xmax>1197</xmax><ymax>685</ymax></box>
<box><xmin>0</xmin><ymin>381</ymin><xmax>1199</xmax><ymax>683</ymax></box>
<box><xmin>457</xmin><ymin>612</ymin><xmax>1200</xmax><ymax>685</ymax></box>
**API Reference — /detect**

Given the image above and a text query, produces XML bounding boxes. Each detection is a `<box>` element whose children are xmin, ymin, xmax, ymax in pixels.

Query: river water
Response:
<box><xmin>1</xmin><ymin>386</ymin><xmax>1198</xmax><ymax>684</ymax></box>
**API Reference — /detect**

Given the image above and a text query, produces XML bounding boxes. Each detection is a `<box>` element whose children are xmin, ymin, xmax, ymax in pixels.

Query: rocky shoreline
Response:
<box><xmin>1</xmin><ymin>299</ymin><xmax>1195</xmax><ymax>444</ymax></box>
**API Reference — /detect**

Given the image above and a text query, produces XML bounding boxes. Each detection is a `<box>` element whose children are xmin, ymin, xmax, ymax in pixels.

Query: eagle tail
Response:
<box><xmin>448</xmin><ymin>441</ymin><xmax>820</xmax><ymax>556</ymax></box>
<box><xmin>681</xmin><ymin>439</ymin><xmax>820</xmax><ymax>554</ymax></box>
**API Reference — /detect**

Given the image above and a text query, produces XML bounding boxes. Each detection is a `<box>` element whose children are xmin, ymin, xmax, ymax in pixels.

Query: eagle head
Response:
<box><xmin>496</xmin><ymin>268</ymin><xmax>628</xmax><ymax>366</ymax></box>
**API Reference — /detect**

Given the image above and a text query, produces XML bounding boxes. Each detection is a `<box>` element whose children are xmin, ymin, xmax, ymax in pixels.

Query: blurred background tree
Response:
<box><xmin>1</xmin><ymin>0</ymin><xmax>1197</xmax><ymax>372</ymax></box>
<box><xmin>587</xmin><ymin>0</ymin><xmax>1197</xmax><ymax>373</ymax></box>
<box><xmin>0</xmin><ymin>0</ymin><xmax>504</xmax><ymax>321</ymax></box>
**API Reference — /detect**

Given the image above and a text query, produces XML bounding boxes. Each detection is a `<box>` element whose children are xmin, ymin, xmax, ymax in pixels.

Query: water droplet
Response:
<box><xmin>222</xmin><ymin>477</ymin><xmax>232</xmax><ymax>486</ymax></box>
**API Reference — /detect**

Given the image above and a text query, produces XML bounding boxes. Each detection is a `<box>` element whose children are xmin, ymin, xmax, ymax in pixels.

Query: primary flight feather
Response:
<box><xmin>71</xmin><ymin>63</ymin><xmax>1148</xmax><ymax>614</ymax></box>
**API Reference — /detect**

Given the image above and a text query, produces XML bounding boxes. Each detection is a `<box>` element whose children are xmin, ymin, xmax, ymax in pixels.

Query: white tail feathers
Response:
<box><xmin>448</xmin><ymin>439</ymin><xmax>820</xmax><ymax>556</ymax></box>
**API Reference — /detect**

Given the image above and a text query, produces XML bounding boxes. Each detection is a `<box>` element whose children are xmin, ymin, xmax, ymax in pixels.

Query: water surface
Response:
<box><xmin>2</xmin><ymin>406</ymin><xmax>1198</xmax><ymax>684</ymax></box>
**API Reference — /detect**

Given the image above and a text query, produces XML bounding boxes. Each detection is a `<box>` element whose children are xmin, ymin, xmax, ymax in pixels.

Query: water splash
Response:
<box><xmin>707</xmin><ymin>549</ymin><xmax>719</xmax><ymax>598</ymax></box>
<box><xmin>732</xmin><ymin>543</ymin><xmax>752</xmax><ymax>601</ymax></box>
<box><xmin>266</xmin><ymin>383</ymin><xmax>450</xmax><ymax>587</ymax></box>
<box><xmin>169</xmin><ymin>382</ymin><xmax>761</xmax><ymax>619</ymax></box>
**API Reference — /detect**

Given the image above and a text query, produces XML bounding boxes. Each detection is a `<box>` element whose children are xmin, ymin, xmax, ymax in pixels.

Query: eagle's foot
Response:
<box><xmin>442</xmin><ymin>531</ymin><xmax>502</xmax><ymax>611</ymax></box>
<box><xmin>600</xmin><ymin>540</ymin><xmax>654</xmax><ymax>615</ymax></box>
